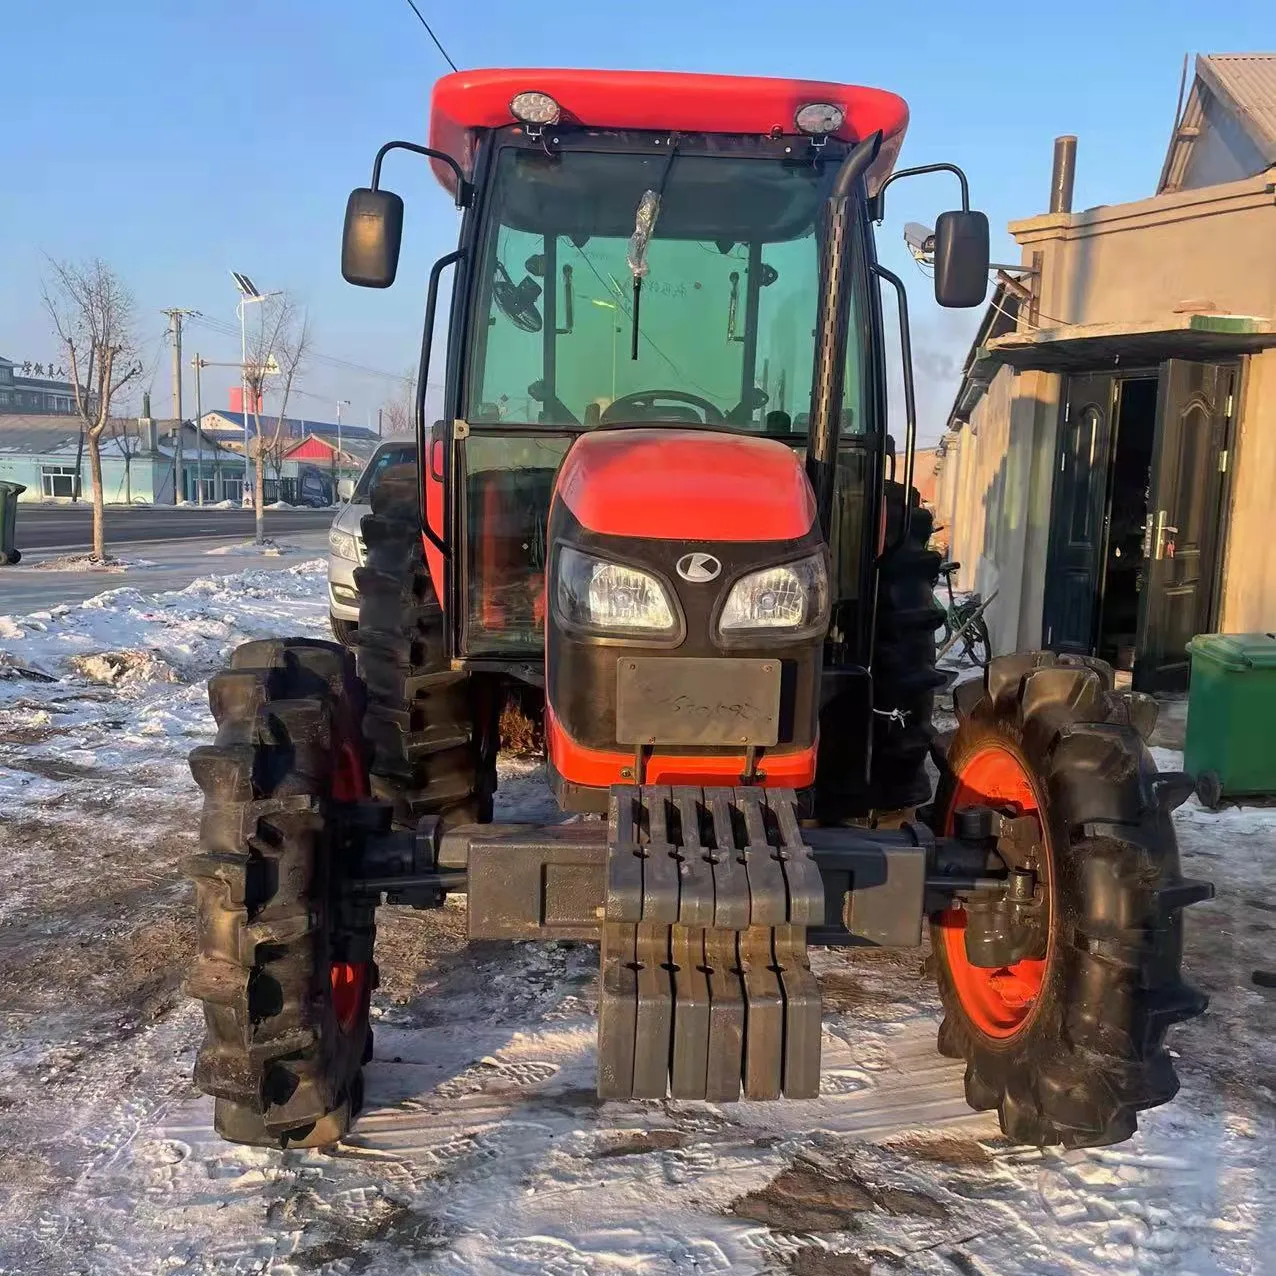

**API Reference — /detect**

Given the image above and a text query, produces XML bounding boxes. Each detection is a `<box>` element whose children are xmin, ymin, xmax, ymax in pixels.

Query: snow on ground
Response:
<box><xmin>0</xmin><ymin>563</ymin><xmax>1274</xmax><ymax>1275</ymax></box>
<box><xmin>204</xmin><ymin>540</ymin><xmax>305</xmax><ymax>557</ymax></box>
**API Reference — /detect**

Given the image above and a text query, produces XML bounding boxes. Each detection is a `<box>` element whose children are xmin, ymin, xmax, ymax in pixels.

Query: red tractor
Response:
<box><xmin>185</xmin><ymin>69</ymin><xmax>1211</xmax><ymax>1151</ymax></box>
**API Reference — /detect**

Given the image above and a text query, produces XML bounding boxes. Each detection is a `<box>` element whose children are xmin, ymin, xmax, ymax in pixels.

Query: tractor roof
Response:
<box><xmin>428</xmin><ymin>68</ymin><xmax>909</xmax><ymax>195</ymax></box>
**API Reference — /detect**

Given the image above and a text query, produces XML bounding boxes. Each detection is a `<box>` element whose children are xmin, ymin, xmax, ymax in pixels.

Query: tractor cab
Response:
<box><xmin>342</xmin><ymin>68</ymin><xmax>991</xmax><ymax>812</ymax></box>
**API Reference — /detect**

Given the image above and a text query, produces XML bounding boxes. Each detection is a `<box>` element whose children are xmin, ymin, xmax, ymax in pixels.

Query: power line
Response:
<box><xmin>185</xmin><ymin>313</ymin><xmax>410</xmax><ymax>383</ymax></box>
<box><xmin>401</xmin><ymin>0</ymin><xmax>458</xmax><ymax>72</ymax></box>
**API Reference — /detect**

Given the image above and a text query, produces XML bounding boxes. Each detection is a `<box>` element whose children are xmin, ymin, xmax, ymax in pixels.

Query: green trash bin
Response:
<box><xmin>0</xmin><ymin>479</ymin><xmax>25</xmax><ymax>565</ymax></box>
<box><xmin>1185</xmin><ymin>633</ymin><xmax>1276</xmax><ymax>808</ymax></box>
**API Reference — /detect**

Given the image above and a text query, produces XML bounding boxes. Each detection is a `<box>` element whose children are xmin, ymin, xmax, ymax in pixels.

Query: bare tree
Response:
<box><xmin>381</xmin><ymin>368</ymin><xmax>416</xmax><ymax>438</ymax></box>
<box><xmin>243</xmin><ymin>295</ymin><xmax>310</xmax><ymax>543</ymax></box>
<box><xmin>107</xmin><ymin>416</ymin><xmax>142</xmax><ymax>505</ymax></box>
<box><xmin>42</xmin><ymin>259</ymin><xmax>144</xmax><ymax>559</ymax></box>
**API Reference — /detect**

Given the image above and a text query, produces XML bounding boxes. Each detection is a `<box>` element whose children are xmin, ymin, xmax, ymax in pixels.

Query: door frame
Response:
<box><xmin>1043</xmin><ymin>366</ymin><xmax>1158</xmax><ymax>656</ymax></box>
<box><xmin>1206</xmin><ymin>358</ymin><xmax>1243</xmax><ymax>632</ymax></box>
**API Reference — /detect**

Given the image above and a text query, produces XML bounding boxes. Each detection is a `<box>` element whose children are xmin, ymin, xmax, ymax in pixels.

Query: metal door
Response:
<box><xmin>1134</xmin><ymin>360</ymin><xmax>1233</xmax><ymax>690</ymax></box>
<box><xmin>1044</xmin><ymin>373</ymin><xmax>1117</xmax><ymax>653</ymax></box>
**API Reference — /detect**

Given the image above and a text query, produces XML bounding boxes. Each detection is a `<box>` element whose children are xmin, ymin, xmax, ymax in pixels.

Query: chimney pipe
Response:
<box><xmin>1050</xmin><ymin>135</ymin><xmax>1077</xmax><ymax>214</ymax></box>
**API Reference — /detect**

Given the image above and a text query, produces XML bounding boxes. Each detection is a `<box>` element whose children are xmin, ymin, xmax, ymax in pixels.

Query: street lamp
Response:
<box><xmin>230</xmin><ymin>271</ymin><xmax>281</xmax><ymax>504</ymax></box>
<box><xmin>335</xmin><ymin>398</ymin><xmax>351</xmax><ymax>479</ymax></box>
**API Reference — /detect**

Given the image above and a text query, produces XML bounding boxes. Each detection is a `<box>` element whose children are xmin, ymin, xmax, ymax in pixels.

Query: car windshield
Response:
<box><xmin>466</xmin><ymin>145</ymin><xmax>868</xmax><ymax>435</ymax></box>
<box><xmin>351</xmin><ymin>442</ymin><xmax>416</xmax><ymax>503</ymax></box>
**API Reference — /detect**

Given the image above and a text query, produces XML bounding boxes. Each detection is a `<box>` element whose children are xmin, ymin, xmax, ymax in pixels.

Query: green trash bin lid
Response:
<box><xmin>1187</xmin><ymin>632</ymin><xmax>1276</xmax><ymax>671</ymax></box>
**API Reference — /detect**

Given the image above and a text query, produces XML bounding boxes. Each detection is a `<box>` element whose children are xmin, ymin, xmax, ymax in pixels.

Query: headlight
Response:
<box><xmin>556</xmin><ymin>547</ymin><xmax>677</xmax><ymax>634</ymax></box>
<box><xmin>718</xmin><ymin>553</ymin><xmax>829</xmax><ymax>637</ymax></box>
<box><xmin>329</xmin><ymin>528</ymin><xmax>358</xmax><ymax>560</ymax></box>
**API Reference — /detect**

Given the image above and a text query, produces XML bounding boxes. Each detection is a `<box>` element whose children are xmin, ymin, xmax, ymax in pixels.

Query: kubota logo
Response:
<box><xmin>676</xmin><ymin>552</ymin><xmax>721</xmax><ymax>583</ymax></box>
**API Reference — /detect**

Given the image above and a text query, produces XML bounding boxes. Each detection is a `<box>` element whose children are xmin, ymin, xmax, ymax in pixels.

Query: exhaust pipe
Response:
<box><xmin>1050</xmin><ymin>135</ymin><xmax>1076</xmax><ymax>214</ymax></box>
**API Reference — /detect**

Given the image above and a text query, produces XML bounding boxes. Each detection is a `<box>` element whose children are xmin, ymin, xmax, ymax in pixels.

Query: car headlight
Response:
<box><xmin>556</xmin><ymin>546</ymin><xmax>677</xmax><ymax>634</ymax></box>
<box><xmin>329</xmin><ymin>528</ymin><xmax>358</xmax><ymax>560</ymax></box>
<box><xmin>718</xmin><ymin>553</ymin><xmax>829</xmax><ymax>637</ymax></box>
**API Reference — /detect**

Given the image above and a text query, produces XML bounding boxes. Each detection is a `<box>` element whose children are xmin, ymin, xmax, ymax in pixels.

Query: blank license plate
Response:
<box><xmin>615</xmin><ymin>657</ymin><xmax>781</xmax><ymax>747</ymax></box>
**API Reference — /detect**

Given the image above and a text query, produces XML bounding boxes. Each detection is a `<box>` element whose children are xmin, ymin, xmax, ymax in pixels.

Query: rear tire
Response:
<box><xmin>354</xmin><ymin>464</ymin><xmax>498</xmax><ymax>830</ymax></box>
<box><xmin>931</xmin><ymin>652</ymin><xmax>1210</xmax><ymax>1147</ymax></box>
<box><xmin>185</xmin><ymin>637</ymin><xmax>377</xmax><ymax>1148</ymax></box>
<box><xmin>869</xmin><ymin>483</ymin><xmax>946</xmax><ymax>811</ymax></box>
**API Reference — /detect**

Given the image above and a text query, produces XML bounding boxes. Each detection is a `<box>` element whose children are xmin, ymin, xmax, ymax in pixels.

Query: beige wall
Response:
<box><xmin>934</xmin><ymin>365</ymin><xmax>1063</xmax><ymax>655</ymax></box>
<box><xmin>935</xmin><ymin>168</ymin><xmax>1276</xmax><ymax>655</ymax></box>
<box><xmin>1012</xmin><ymin>171</ymin><xmax>1276</xmax><ymax>330</ymax></box>
<box><xmin>1220</xmin><ymin>347</ymin><xmax>1276</xmax><ymax>631</ymax></box>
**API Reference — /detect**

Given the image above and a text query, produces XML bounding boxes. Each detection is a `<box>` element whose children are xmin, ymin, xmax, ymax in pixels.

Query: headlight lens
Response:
<box><xmin>557</xmin><ymin>547</ymin><xmax>676</xmax><ymax>634</ymax></box>
<box><xmin>329</xmin><ymin>528</ymin><xmax>358</xmax><ymax>560</ymax></box>
<box><xmin>718</xmin><ymin>553</ymin><xmax>829</xmax><ymax>636</ymax></box>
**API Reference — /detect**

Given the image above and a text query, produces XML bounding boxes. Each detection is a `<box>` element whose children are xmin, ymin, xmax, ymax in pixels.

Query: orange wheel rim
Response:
<box><xmin>938</xmin><ymin>744</ymin><xmax>1049</xmax><ymax>1039</ymax></box>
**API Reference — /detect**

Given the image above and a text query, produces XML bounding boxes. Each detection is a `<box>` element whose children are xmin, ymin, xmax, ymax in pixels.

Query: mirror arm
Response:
<box><xmin>372</xmin><ymin>140</ymin><xmax>472</xmax><ymax>208</ymax></box>
<box><xmin>872</xmin><ymin>263</ymin><xmax>917</xmax><ymax>555</ymax></box>
<box><xmin>416</xmin><ymin>249</ymin><xmax>465</xmax><ymax>557</ymax></box>
<box><xmin>869</xmin><ymin>161</ymin><xmax>971</xmax><ymax>222</ymax></box>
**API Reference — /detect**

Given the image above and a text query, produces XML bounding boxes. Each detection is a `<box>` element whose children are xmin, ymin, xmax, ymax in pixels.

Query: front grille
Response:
<box><xmin>356</xmin><ymin>536</ymin><xmax>366</xmax><ymax>565</ymax></box>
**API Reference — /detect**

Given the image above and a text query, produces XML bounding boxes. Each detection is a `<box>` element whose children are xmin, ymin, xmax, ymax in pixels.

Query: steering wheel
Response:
<box><xmin>493</xmin><ymin>262</ymin><xmax>543</xmax><ymax>333</ymax></box>
<box><xmin>599</xmin><ymin>390</ymin><xmax>725</xmax><ymax>425</ymax></box>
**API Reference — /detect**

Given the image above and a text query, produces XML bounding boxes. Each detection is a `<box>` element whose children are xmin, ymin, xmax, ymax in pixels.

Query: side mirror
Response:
<box><xmin>342</xmin><ymin>188</ymin><xmax>404</xmax><ymax>288</ymax></box>
<box><xmin>336</xmin><ymin>477</ymin><xmax>355</xmax><ymax>502</ymax></box>
<box><xmin>933</xmin><ymin>210</ymin><xmax>990</xmax><ymax>308</ymax></box>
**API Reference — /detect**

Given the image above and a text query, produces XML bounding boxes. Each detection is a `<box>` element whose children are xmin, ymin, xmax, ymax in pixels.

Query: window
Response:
<box><xmin>0</xmin><ymin>390</ymin><xmax>10</xmax><ymax>406</ymax></box>
<box><xmin>53</xmin><ymin>396</ymin><xmax>72</xmax><ymax>413</ymax></box>
<box><xmin>41</xmin><ymin>464</ymin><xmax>79</xmax><ymax>498</ymax></box>
<box><xmin>351</xmin><ymin>441</ymin><xmax>417</xmax><ymax>505</ymax></box>
<box><xmin>466</xmin><ymin>145</ymin><xmax>869</xmax><ymax>436</ymax></box>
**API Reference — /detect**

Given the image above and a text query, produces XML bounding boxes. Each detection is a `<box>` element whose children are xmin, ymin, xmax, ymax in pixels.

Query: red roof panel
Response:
<box><xmin>427</xmin><ymin>68</ymin><xmax>908</xmax><ymax>193</ymax></box>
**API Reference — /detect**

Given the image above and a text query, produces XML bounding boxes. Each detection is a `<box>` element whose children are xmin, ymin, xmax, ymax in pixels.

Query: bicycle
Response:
<box><xmin>936</xmin><ymin>561</ymin><xmax>996</xmax><ymax>667</ymax></box>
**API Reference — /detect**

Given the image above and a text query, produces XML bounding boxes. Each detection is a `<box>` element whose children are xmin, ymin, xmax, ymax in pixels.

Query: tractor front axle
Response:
<box><xmin>336</xmin><ymin>785</ymin><xmax>1017</xmax><ymax>1103</ymax></box>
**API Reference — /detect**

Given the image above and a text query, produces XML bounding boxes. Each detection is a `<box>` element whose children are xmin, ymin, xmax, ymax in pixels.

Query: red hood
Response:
<box><xmin>554</xmin><ymin>429</ymin><xmax>817</xmax><ymax>542</ymax></box>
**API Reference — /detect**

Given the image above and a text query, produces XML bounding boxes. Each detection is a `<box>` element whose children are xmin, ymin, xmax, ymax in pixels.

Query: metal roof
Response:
<box><xmin>201</xmin><ymin>410</ymin><xmax>379</xmax><ymax>441</ymax></box>
<box><xmin>0</xmin><ymin>415</ymin><xmax>80</xmax><ymax>455</ymax></box>
<box><xmin>1160</xmin><ymin>54</ymin><xmax>1276</xmax><ymax>193</ymax></box>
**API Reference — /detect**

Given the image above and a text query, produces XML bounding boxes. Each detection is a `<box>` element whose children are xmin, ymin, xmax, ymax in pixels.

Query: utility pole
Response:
<box><xmin>162</xmin><ymin>308</ymin><xmax>196</xmax><ymax>503</ymax></box>
<box><xmin>377</xmin><ymin>406</ymin><xmax>383</xmax><ymax>438</ymax></box>
<box><xmin>192</xmin><ymin>354</ymin><xmax>206</xmax><ymax>507</ymax></box>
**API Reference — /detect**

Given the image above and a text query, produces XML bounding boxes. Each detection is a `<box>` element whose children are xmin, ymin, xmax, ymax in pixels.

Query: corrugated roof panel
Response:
<box><xmin>1201</xmin><ymin>53</ymin><xmax>1276</xmax><ymax>158</ymax></box>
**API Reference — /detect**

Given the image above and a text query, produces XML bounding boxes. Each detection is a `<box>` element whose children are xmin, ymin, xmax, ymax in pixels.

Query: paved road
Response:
<box><xmin>0</xmin><ymin>531</ymin><xmax>331</xmax><ymax>613</ymax></box>
<box><xmin>14</xmin><ymin>503</ymin><xmax>336</xmax><ymax>554</ymax></box>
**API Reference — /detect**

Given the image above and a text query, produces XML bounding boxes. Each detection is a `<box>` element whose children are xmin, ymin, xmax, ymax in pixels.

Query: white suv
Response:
<box><xmin>327</xmin><ymin>440</ymin><xmax>417</xmax><ymax>644</ymax></box>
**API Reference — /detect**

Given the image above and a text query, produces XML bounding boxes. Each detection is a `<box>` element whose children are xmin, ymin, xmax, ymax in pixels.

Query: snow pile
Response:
<box><xmin>205</xmin><ymin>539</ymin><xmax>304</xmax><ymax>557</ymax></box>
<box><xmin>68</xmin><ymin>649</ymin><xmax>180</xmax><ymax>685</ymax></box>
<box><xmin>0</xmin><ymin>558</ymin><xmax>326</xmax><ymax>685</ymax></box>
<box><xmin>31</xmin><ymin>553</ymin><xmax>157</xmax><ymax>572</ymax></box>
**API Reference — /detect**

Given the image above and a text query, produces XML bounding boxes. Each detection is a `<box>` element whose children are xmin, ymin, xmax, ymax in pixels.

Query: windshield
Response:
<box><xmin>466</xmin><ymin>144</ymin><xmax>868</xmax><ymax>434</ymax></box>
<box><xmin>351</xmin><ymin>441</ymin><xmax>416</xmax><ymax>503</ymax></box>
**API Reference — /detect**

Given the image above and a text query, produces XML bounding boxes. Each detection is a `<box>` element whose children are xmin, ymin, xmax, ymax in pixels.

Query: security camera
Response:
<box><xmin>904</xmin><ymin>222</ymin><xmax>936</xmax><ymax>263</ymax></box>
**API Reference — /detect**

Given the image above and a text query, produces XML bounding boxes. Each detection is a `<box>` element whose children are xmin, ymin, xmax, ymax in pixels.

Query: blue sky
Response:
<box><xmin>2</xmin><ymin>0</ymin><xmax>1272</xmax><ymax>442</ymax></box>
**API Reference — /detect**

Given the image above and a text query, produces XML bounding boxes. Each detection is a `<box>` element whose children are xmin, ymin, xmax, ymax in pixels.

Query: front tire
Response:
<box><xmin>185</xmin><ymin>638</ymin><xmax>376</xmax><ymax>1148</ymax></box>
<box><xmin>931</xmin><ymin>652</ymin><xmax>1211</xmax><ymax>1147</ymax></box>
<box><xmin>330</xmin><ymin>614</ymin><xmax>357</xmax><ymax>646</ymax></box>
<box><xmin>354</xmin><ymin>465</ymin><xmax>498</xmax><ymax>830</ymax></box>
